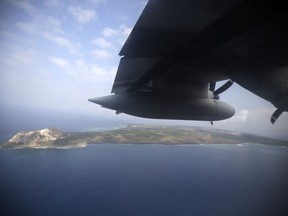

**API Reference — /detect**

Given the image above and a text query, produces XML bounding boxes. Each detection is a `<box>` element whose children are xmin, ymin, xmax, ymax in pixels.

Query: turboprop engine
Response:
<box><xmin>89</xmin><ymin>92</ymin><xmax>235</xmax><ymax>121</ymax></box>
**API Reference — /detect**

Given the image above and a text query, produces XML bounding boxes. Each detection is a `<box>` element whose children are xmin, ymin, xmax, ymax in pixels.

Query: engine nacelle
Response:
<box><xmin>89</xmin><ymin>92</ymin><xmax>235</xmax><ymax>121</ymax></box>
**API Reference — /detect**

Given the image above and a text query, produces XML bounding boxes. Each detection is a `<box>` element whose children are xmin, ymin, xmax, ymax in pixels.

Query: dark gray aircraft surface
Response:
<box><xmin>89</xmin><ymin>0</ymin><xmax>288</xmax><ymax>124</ymax></box>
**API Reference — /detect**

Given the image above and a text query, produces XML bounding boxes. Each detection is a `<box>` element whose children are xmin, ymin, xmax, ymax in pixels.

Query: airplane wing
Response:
<box><xmin>89</xmin><ymin>0</ymin><xmax>288</xmax><ymax>123</ymax></box>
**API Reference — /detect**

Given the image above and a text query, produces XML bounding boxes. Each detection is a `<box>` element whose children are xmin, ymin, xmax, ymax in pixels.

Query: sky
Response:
<box><xmin>0</xmin><ymin>0</ymin><xmax>287</xmax><ymax>140</ymax></box>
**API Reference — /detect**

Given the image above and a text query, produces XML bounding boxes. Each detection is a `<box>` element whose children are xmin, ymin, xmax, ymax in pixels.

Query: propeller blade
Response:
<box><xmin>209</xmin><ymin>82</ymin><xmax>216</xmax><ymax>92</ymax></box>
<box><xmin>214</xmin><ymin>80</ymin><xmax>234</xmax><ymax>95</ymax></box>
<box><xmin>271</xmin><ymin>109</ymin><xmax>283</xmax><ymax>124</ymax></box>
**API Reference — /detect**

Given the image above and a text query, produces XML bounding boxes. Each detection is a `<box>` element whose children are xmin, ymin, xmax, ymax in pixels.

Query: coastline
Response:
<box><xmin>1</xmin><ymin>125</ymin><xmax>287</xmax><ymax>150</ymax></box>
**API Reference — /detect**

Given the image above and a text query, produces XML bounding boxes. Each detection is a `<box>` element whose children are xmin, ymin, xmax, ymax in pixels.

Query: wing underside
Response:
<box><xmin>112</xmin><ymin>0</ymin><xmax>287</xmax><ymax>96</ymax></box>
<box><xmin>90</xmin><ymin>0</ymin><xmax>287</xmax><ymax>122</ymax></box>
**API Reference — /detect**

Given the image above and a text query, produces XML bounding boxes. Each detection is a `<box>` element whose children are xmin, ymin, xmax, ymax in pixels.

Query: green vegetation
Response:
<box><xmin>1</xmin><ymin>125</ymin><xmax>287</xmax><ymax>150</ymax></box>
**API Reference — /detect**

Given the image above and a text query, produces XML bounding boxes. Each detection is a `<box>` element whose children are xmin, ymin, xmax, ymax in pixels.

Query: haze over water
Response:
<box><xmin>1</xmin><ymin>144</ymin><xmax>288</xmax><ymax>216</ymax></box>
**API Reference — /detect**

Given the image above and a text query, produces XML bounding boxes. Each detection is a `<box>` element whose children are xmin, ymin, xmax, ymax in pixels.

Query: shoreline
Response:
<box><xmin>2</xmin><ymin>142</ymin><xmax>288</xmax><ymax>151</ymax></box>
<box><xmin>1</xmin><ymin>125</ymin><xmax>287</xmax><ymax>150</ymax></box>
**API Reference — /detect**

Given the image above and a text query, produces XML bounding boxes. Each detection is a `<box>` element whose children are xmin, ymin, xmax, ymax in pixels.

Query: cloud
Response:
<box><xmin>90</xmin><ymin>49</ymin><xmax>113</xmax><ymax>59</ymax></box>
<box><xmin>10</xmin><ymin>1</ymin><xmax>66</xmax><ymax>43</ymax></box>
<box><xmin>74</xmin><ymin>59</ymin><xmax>112</xmax><ymax>77</ymax></box>
<box><xmin>101</xmin><ymin>24</ymin><xmax>132</xmax><ymax>46</ymax></box>
<box><xmin>117</xmin><ymin>24</ymin><xmax>132</xmax><ymax>45</ymax></box>
<box><xmin>43</xmin><ymin>32</ymin><xmax>81</xmax><ymax>54</ymax></box>
<box><xmin>49</xmin><ymin>56</ymin><xmax>116</xmax><ymax>82</ymax></box>
<box><xmin>234</xmin><ymin>109</ymin><xmax>249</xmax><ymax>122</ymax></box>
<box><xmin>48</xmin><ymin>57</ymin><xmax>70</xmax><ymax>69</ymax></box>
<box><xmin>13</xmin><ymin>4</ymin><xmax>62</xmax><ymax>35</ymax></box>
<box><xmin>43</xmin><ymin>15</ymin><xmax>62</xmax><ymax>29</ymax></box>
<box><xmin>101</xmin><ymin>27</ymin><xmax>118</xmax><ymax>37</ymax></box>
<box><xmin>89</xmin><ymin>36</ymin><xmax>116</xmax><ymax>61</ymax></box>
<box><xmin>215</xmin><ymin>107</ymin><xmax>288</xmax><ymax>141</ymax></box>
<box><xmin>68</xmin><ymin>5</ymin><xmax>96</xmax><ymax>23</ymax></box>
<box><xmin>0</xmin><ymin>44</ymin><xmax>38</xmax><ymax>66</ymax></box>
<box><xmin>91</xmin><ymin>37</ymin><xmax>113</xmax><ymax>49</ymax></box>
<box><xmin>77</xmin><ymin>59</ymin><xmax>117</xmax><ymax>82</ymax></box>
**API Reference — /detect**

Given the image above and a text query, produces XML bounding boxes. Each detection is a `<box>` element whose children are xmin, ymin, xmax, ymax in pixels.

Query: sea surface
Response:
<box><xmin>1</xmin><ymin>144</ymin><xmax>288</xmax><ymax>216</ymax></box>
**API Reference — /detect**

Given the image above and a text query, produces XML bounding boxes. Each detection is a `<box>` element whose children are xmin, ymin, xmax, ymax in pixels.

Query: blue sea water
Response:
<box><xmin>0</xmin><ymin>144</ymin><xmax>288</xmax><ymax>216</ymax></box>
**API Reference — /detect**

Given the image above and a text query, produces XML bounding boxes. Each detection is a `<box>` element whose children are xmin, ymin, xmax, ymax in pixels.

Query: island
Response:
<box><xmin>1</xmin><ymin>125</ymin><xmax>287</xmax><ymax>150</ymax></box>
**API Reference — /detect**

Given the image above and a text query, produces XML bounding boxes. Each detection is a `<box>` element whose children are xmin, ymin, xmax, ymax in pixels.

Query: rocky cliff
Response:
<box><xmin>1</xmin><ymin>128</ymin><xmax>86</xmax><ymax>149</ymax></box>
<box><xmin>8</xmin><ymin>128</ymin><xmax>63</xmax><ymax>144</ymax></box>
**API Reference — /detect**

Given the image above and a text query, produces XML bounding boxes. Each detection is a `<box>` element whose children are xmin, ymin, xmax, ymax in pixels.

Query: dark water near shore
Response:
<box><xmin>1</xmin><ymin>144</ymin><xmax>288</xmax><ymax>216</ymax></box>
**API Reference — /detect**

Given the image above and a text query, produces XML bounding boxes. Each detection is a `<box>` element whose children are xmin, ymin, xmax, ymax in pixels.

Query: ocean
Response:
<box><xmin>1</xmin><ymin>144</ymin><xmax>288</xmax><ymax>216</ymax></box>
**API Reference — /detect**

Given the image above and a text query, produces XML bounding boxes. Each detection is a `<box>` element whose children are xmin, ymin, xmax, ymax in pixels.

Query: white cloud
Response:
<box><xmin>68</xmin><ymin>5</ymin><xmax>96</xmax><ymax>23</ymax></box>
<box><xmin>91</xmin><ymin>37</ymin><xmax>113</xmax><ymax>49</ymax></box>
<box><xmin>75</xmin><ymin>59</ymin><xmax>110</xmax><ymax>77</ymax></box>
<box><xmin>48</xmin><ymin>57</ymin><xmax>116</xmax><ymax>82</ymax></box>
<box><xmin>43</xmin><ymin>32</ymin><xmax>81</xmax><ymax>54</ymax></box>
<box><xmin>48</xmin><ymin>56</ymin><xmax>70</xmax><ymax>69</ymax></box>
<box><xmin>101</xmin><ymin>24</ymin><xmax>132</xmax><ymax>46</ymax></box>
<box><xmin>101</xmin><ymin>27</ymin><xmax>118</xmax><ymax>37</ymax></box>
<box><xmin>44</xmin><ymin>15</ymin><xmax>62</xmax><ymax>28</ymax></box>
<box><xmin>77</xmin><ymin>59</ymin><xmax>116</xmax><ymax>81</ymax></box>
<box><xmin>11</xmin><ymin>1</ymin><xmax>65</xmax><ymax>40</ymax></box>
<box><xmin>215</xmin><ymin>107</ymin><xmax>288</xmax><ymax>141</ymax></box>
<box><xmin>117</xmin><ymin>24</ymin><xmax>132</xmax><ymax>45</ymax></box>
<box><xmin>90</xmin><ymin>49</ymin><xmax>113</xmax><ymax>59</ymax></box>
<box><xmin>235</xmin><ymin>109</ymin><xmax>249</xmax><ymax>122</ymax></box>
<box><xmin>0</xmin><ymin>45</ymin><xmax>38</xmax><ymax>66</ymax></box>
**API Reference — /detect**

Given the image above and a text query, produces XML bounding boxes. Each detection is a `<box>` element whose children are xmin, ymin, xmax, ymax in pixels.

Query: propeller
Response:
<box><xmin>271</xmin><ymin>109</ymin><xmax>283</xmax><ymax>124</ymax></box>
<box><xmin>209</xmin><ymin>80</ymin><xmax>234</xmax><ymax>99</ymax></box>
